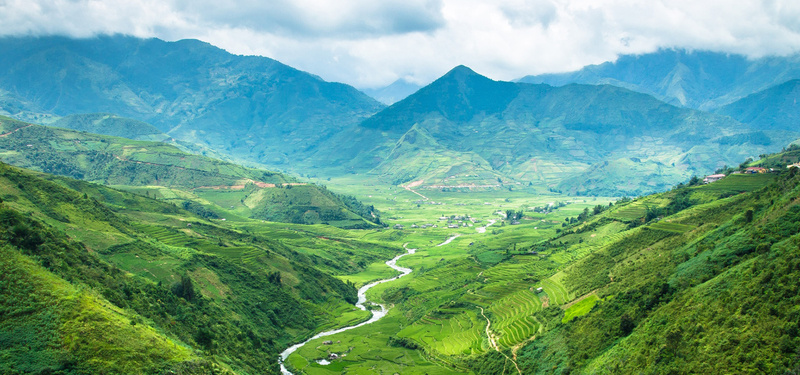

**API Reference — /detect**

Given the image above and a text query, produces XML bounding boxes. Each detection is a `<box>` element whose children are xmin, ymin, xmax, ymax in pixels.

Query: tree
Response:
<box><xmin>745</xmin><ymin>209</ymin><xmax>754</xmax><ymax>223</ymax></box>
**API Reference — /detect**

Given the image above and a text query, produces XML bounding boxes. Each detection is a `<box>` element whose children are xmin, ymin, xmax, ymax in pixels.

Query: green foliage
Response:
<box><xmin>0</xmin><ymin>162</ymin><xmax>384</xmax><ymax>374</ymax></box>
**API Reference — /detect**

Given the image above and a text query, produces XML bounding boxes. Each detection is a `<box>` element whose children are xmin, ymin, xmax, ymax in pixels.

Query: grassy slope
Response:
<box><xmin>0</xmin><ymin>161</ymin><xmax>400</xmax><ymax>374</ymax></box>
<box><xmin>286</xmin><ymin>156</ymin><xmax>799</xmax><ymax>374</ymax></box>
<box><xmin>0</xmin><ymin>116</ymin><xmax>379</xmax><ymax>228</ymax></box>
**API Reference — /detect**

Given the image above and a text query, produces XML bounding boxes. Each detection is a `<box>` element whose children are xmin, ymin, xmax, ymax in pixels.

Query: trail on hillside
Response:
<box><xmin>0</xmin><ymin>124</ymin><xmax>32</xmax><ymax>137</ymax></box>
<box><xmin>402</xmin><ymin>180</ymin><xmax>429</xmax><ymax>200</ymax></box>
<box><xmin>479</xmin><ymin>307</ymin><xmax>522</xmax><ymax>374</ymax></box>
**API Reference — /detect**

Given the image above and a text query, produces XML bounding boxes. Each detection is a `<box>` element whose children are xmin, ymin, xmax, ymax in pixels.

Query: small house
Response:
<box><xmin>328</xmin><ymin>353</ymin><xmax>339</xmax><ymax>360</ymax></box>
<box><xmin>535</xmin><ymin>287</ymin><xmax>544</xmax><ymax>293</ymax></box>
<box><xmin>788</xmin><ymin>163</ymin><xmax>800</xmax><ymax>169</ymax></box>
<box><xmin>745</xmin><ymin>166</ymin><xmax>767</xmax><ymax>174</ymax></box>
<box><xmin>393</xmin><ymin>224</ymin><xmax>404</xmax><ymax>230</ymax></box>
<box><xmin>703</xmin><ymin>174</ymin><xmax>726</xmax><ymax>184</ymax></box>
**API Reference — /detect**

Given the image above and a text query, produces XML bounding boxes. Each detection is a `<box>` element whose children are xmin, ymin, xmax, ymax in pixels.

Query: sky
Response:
<box><xmin>2</xmin><ymin>0</ymin><xmax>800</xmax><ymax>89</ymax></box>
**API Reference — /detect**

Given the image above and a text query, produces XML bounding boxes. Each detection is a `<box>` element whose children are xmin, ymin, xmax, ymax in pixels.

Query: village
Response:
<box><xmin>703</xmin><ymin>162</ymin><xmax>800</xmax><ymax>184</ymax></box>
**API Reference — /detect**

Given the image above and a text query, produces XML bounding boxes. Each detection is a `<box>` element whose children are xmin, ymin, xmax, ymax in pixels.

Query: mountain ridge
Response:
<box><xmin>518</xmin><ymin>49</ymin><xmax>800</xmax><ymax>110</ymax></box>
<box><xmin>0</xmin><ymin>35</ymin><xmax>385</xmax><ymax>171</ymax></box>
<box><xmin>344</xmin><ymin>65</ymin><xmax>797</xmax><ymax>195</ymax></box>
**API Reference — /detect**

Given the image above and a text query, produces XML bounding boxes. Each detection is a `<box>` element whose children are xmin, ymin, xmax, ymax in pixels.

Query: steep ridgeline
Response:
<box><xmin>0</xmin><ymin>161</ymin><xmax>401</xmax><ymax>374</ymax></box>
<box><xmin>0</xmin><ymin>35</ymin><xmax>384</xmax><ymax>171</ymax></box>
<box><xmin>339</xmin><ymin>66</ymin><xmax>797</xmax><ymax>196</ymax></box>
<box><xmin>716</xmin><ymin>79</ymin><xmax>800</xmax><ymax>133</ymax></box>
<box><xmin>0</xmin><ymin>116</ymin><xmax>381</xmax><ymax>228</ymax></box>
<box><xmin>518</xmin><ymin>49</ymin><xmax>800</xmax><ymax>110</ymax></box>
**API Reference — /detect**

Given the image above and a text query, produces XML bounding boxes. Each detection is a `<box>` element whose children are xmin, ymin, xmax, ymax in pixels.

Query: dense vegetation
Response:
<box><xmin>468</xmin><ymin>164</ymin><xmax>800</xmax><ymax>374</ymax></box>
<box><xmin>0</xmin><ymin>161</ymin><xmax>400</xmax><ymax>374</ymax></box>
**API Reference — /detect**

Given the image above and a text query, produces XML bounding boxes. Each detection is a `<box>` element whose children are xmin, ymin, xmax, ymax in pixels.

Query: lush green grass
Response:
<box><xmin>562</xmin><ymin>294</ymin><xmax>600</xmax><ymax>323</ymax></box>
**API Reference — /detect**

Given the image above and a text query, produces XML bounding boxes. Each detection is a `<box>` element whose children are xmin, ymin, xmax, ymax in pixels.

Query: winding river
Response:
<box><xmin>279</xmin><ymin>233</ymin><xmax>464</xmax><ymax>374</ymax></box>
<box><xmin>279</xmin><ymin>244</ymin><xmax>418</xmax><ymax>374</ymax></box>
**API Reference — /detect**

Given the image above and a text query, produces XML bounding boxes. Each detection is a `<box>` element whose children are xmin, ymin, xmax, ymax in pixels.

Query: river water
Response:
<box><xmin>279</xmin><ymin>245</ymin><xmax>417</xmax><ymax>374</ymax></box>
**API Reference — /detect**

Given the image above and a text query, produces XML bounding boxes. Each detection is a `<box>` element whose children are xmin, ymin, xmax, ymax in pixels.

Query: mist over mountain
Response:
<box><xmin>518</xmin><ymin>49</ymin><xmax>800</xmax><ymax>111</ymax></box>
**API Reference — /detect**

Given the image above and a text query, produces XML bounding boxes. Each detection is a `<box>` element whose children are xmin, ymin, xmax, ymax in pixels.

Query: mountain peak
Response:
<box><xmin>440</xmin><ymin>65</ymin><xmax>484</xmax><ymax>82</ymax></box>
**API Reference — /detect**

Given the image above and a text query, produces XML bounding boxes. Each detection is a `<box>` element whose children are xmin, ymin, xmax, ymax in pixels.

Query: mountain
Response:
<box><xmin>716</xmin><ymin>79</ymin><xmax>800</xmax><ymax>132</ymax></box>
<box><xmin>361</xmin><ymin>78</ymin><xmax>423</xmax><ymax>105</ymax></box>
<box><xmin>52</xmin><ymin>113</ymin><xmax>170</xmax><ymax>141</ymax></box>
<box><xmin>0</xmin><ymin>35</ymin><xmax>385</xmax><ymax>171</ymax></box>
<box><xmin>518</xmin><ymin>49</ymin><xmax>800</xmax><ymax>110</ymax></box>
<box><xmin>0</xmin><ymin>116</ymin><xmax>381</xmax><ymax>228</ymax></box>
<box><xmin>339</xmin><ymin>66</ymin><xmax>797</xmax><ymax>195</ymax></box>
<box><xmin>0</xmin><ymin>159</ymin><xmax>403</xmax><ymax>374</ymax></box>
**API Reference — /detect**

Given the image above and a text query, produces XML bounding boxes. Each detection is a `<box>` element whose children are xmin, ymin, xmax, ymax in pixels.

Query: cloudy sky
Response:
<box><xmin>2</xmin><ymin>0</ymin><xmax>800</xmax><ymax>88</ymax></box>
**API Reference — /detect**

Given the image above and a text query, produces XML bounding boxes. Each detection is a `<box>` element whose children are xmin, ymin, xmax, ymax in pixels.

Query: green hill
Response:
<box><xmin>0</xmin><ymin>160</ymin><xmax>401</xmax><ymax>374</ymax></box>
<box><xmin>341</xmin><ymin>66</ymin><xmax>797</xmax><ymax>195</ymax></box>
<box><xmin>0</xmin><ymin>116</ymin><xmax>381</xmax><ymax>228</ymax></box>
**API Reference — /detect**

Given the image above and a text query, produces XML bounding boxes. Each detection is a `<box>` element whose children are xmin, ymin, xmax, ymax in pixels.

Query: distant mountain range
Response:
<box><xmin>518</xmin><ymin>49</ymin><xmax>800</xmax><ymax>110</ymax></box>
<box><xmin>0</xmin><ymin>35</ymin><xmax>385</xmax><ymax>171</ymax></box>
<box><xmin>338</xmin><ymin>66</ymin><xmax>797</xmax><ymax>195</ymax></box>
<box><xmin>2</xmin><ymin>36</ymin><xmax>798</xmax><ymax>195</ymax></box>
<box><xmin>361</xmin><ymin>78</ymin><xmax>423</xmax><ymax>105</ymax></box>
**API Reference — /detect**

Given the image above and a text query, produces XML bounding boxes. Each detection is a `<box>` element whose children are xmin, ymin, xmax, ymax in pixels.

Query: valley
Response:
<box><xmin>1</xmin><ymin>34</ymin><xmax>799</xmax><ymax>375</ymax></box>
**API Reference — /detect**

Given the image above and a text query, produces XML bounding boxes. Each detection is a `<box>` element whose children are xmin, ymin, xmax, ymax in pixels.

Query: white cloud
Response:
<box><xmin>1</xmin><ymin>0</ymin><xmax>800</xmax><ymax>88</ymax></box>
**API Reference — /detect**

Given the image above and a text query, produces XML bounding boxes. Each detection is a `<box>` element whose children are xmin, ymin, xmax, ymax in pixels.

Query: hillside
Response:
<box><xmin>282</xmin><ymin>150</ymin><xmax>800</xmax><ymax>374</ymax></box>
<box><xmin>0</xmin><ymin>35</ymin><xmax>385</xmax><ymax>171</ymax></box>
<box><xmin>0</xmin><ymin>116</ymin><xmax>381</xmax><ymax>228</ymax></box>
<box><xmin>51</xmin><ymin>113</ymin><xmax>170</xmax><ymax>142</ymax></box>
<box><xmin>716</xmin><ymin>79</ymin><xmax>800</xmax><ymax>132</ymax></box>
<box><xmin>340</xmin><ymin>66</ymin><xmax>797</xmax><ymax>196</ymax></box>
<box><xmin>518</xmin><ymin>49</ymin><xmax>800</xmax><ymax>110</ymax></box>
<box><xmin>0</xmin><ymin>160</ymin><xmax>406</xmax><ymax>374</ymax></box>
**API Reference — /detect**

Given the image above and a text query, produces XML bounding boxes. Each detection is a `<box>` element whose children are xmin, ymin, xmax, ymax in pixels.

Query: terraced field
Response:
<box><xmin>695</xmin><ymin>174</ymin><xmax>775</xmax><ymax>193</ymax></box>
<box><xmin>398</xmin><ymin>309</ymin><xmax>485</xmax><ymax>356</ymax></box>
<box><xmin>540</xmin><ymin>277</ymin><xmax>571</xmax><ymax>305</ymax></box>
<box><xmin>607</xmin><ymin>201</ymin><xmax>647</xmax><ymax>221</ymax></box>
<box><xmin>487</xmin><ymin>289</ymin><xmax>542</xmax><ymax>348</ymax></box>
<box><xmin>648</xmin><ymin>221</ymin><xmax>696</xmax><ymax>233</ymax></box>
